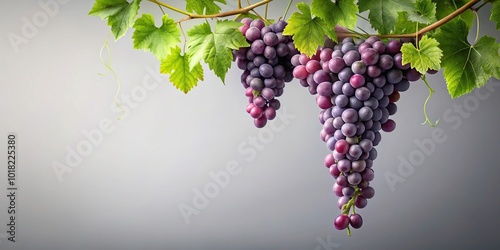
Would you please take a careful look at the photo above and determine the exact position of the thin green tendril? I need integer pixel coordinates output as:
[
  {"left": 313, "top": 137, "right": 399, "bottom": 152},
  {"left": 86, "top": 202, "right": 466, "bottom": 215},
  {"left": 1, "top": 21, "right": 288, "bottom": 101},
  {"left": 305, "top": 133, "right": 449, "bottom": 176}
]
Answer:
[
  {"left": 421, "top": 75, "right": 439, "bottom": 127},
  {"left": 99, "top": 32, "right": 125, "bottom": 120}
]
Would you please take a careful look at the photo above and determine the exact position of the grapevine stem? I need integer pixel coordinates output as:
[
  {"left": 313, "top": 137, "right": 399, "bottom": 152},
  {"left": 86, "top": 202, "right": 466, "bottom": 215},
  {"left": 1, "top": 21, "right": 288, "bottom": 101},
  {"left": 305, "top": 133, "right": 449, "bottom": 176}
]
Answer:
[
  {"left": 283, "top": 0, "right": 294, "bottom": 20},
  {"left": 148, "top": 0, "right": 273, "bottom": 22},
  {"left": 416, "top": 0, "right": 480, "bottom": 35},
  {"left": 265, "top": 2, "right": 269, "bottom": 19},
  {"left": 336, "top": 0, "right": 481, "bottom": 39},
  {"left": 245, "top": 0, "right": 271, "bottom": 25},
  {"left": 471, "top": 0, "right": 490, "bottom": 12},
  {"left": 148, "top": 0, "right": 191, "bottom": 16},
  {"left": 252, "top": 9, "right": 271, "bottom": 25}
]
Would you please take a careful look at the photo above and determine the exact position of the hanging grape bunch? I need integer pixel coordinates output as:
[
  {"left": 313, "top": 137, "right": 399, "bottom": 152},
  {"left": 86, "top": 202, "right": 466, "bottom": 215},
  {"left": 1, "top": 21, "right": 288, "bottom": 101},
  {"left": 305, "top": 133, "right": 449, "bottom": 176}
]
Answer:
[
  {"left": 233, "top": 18, "right": 299, "bottom": 128},
  {"left": 291, "top": 36, "right": 423, "bottom": 234},
  {"left": 89, "top": 0, "right": 500, "bottom": 237}
]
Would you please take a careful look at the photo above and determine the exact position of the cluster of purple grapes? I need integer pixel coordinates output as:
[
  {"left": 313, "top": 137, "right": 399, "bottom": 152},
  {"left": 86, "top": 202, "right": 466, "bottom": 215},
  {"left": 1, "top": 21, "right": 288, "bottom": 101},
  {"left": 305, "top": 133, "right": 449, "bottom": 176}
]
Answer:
[
  {"left": 291, "top": 36, "right": 421, "bottom": 233},
  {"left": 233, "top": 18, "right": 298, "bottom": 128}
]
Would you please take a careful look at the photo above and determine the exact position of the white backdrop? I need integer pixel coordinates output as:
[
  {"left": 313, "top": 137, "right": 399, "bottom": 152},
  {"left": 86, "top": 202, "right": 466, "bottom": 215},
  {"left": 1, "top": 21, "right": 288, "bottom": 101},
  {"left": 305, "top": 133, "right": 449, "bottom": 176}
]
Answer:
[{"left": 1, "top": 1, "right": 499, "bottom": 249}]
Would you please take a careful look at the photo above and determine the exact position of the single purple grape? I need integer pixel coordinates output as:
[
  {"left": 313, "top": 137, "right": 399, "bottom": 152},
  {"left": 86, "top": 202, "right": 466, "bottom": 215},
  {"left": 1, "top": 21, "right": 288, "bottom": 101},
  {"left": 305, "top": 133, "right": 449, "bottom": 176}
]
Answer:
[
  {"left": 361, "top": 186, "right": 375, "bottom": 199},
  {"left": 349, "top": 213, "right": 363, "bottom": 229},
  {"left": 334, "top": 214, "right": 350, "bottom": 230}
]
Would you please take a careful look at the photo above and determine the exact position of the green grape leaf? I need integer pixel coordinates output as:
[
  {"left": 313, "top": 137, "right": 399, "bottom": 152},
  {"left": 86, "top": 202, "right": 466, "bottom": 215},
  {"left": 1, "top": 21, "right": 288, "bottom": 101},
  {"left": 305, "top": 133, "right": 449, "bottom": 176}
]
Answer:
[
  {"left": 357, "top": 0, "right": 414, "bottom": 34},
  {"left": 407, "top": 0, "right": 436, "bottom": 24},
  {"left": 311, "top": 0, "right": 358, "bottom": 29},
  {"left": 476, "top": 37, "right": 500, "bottom": 79},
  {"left": 185, "top": 0, "right": 226, "bottom": 15},
  {"left": 132, "top": 14, "right": 180, "bottom": 60},
  {"left": 283, "top": 2, "right": 337, "bottom": 56},
  {"left": 394, "top": 0, "right": 438, "bottom": 35},
  {"left": 433, "top": 0, "right": 474, "bottom": 28},
  {"left": 491, "top": 0, "right": 500, "bottom": 30},
  {"left": 401, "top": 35, "right": 442, "bottom": 74},
  {"left": 394, "top": 12, "right": 416, "bottom": 34},
  {"left": 160, "top": 46, "right": 204, "bottom": 93},
  {"left": 88, "top": 0, "right": 128, "bottom": 17},
  {"left": 89, "top": 0, "right": 142, "bottom": 40},
  {"left": 187, "top": 20, "right": 249, "bottom": 82},
  {"left": 434, "top": 19, "right": 500, "bottom": 98}
]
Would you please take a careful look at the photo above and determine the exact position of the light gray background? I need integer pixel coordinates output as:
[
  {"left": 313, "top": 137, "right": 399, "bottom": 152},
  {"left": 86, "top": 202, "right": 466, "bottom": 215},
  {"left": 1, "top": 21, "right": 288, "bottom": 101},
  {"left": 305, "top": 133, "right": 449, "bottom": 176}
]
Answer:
[{"left": 1, "top": 1, "right": 499, "bottom": 250}]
